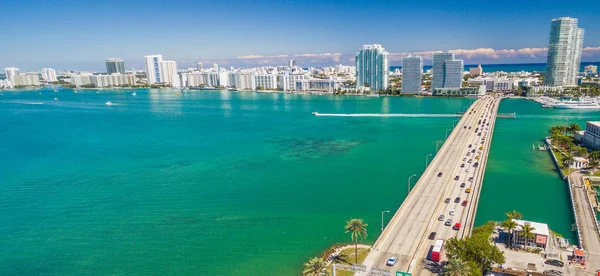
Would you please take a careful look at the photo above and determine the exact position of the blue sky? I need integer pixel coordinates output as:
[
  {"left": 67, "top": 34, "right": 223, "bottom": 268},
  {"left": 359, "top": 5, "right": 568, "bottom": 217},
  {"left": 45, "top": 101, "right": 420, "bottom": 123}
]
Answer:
[{"left": 0, "top": 0, "right": 598, "bottom": 71}]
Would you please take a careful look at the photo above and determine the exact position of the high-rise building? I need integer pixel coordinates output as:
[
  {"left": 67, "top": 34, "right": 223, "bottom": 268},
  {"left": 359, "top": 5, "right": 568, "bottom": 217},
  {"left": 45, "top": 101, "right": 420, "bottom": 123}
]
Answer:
[
  {"left": 401, "top": 56, "right": 423, "bottom": 94},
  {"left": 432, "top": 53, "right": 463, "bottom": 89},
  {"left": 144, "top": 55, "right": 163, "bottom": 84},
  {"left": 161, "top": 60, "right": 179, "bottom": 87},
  {"left": 213, "top": 63, "right": 219, "bottom": 72},
  {"left": 355, "top": 44, "right": 389, "bottom": 92},
  {"left": 197, "top": 62, "right": 203, "bottom": 71},
  {"left": 105, "top": 58, "right": 125, "bottom": 74},
  {"left": 289, "top": 59, "right": 297, "bottom": 68},
  {"left": 40, "top": 68, "right": 57, "bottom": 82},
  {"left": 545, "top": 17, "right": 584, "bottom": 86},
  {"left": 4, "top": 67, "right": 19, "bottom": 83}
]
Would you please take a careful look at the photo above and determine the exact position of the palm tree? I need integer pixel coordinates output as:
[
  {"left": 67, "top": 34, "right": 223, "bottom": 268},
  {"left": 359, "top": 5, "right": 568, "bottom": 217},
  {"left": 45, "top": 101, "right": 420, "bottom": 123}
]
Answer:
[
  {"left": 520, "top": 223, "right": 536, "bottom": 250},
  {"left": 302, "top": 257, "right": 326, "bottom": 276},
  {"left": 589, "top": 151, "right": 600, "bottom": 173},
  {"left": 344, "top": 218, "right": 368, "bottom": 263},
  {"left": 500, "top": 219, "right": 518, "bottom": 249},
  {"left": 505, "top": 210, "right": 522, "bottom": 220},
  {"left": 570, "top": 123, "right": 581, "bottom": 136},
  {"left": 443, "top": 258, "right": 470, "bottom": 276}
]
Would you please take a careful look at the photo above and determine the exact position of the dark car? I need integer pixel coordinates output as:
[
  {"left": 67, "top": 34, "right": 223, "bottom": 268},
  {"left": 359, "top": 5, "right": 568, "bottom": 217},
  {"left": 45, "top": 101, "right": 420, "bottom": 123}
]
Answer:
[
  {"left": 468, "top": 126, "right": 472, "bottom": 129},
  {"left": 437, "top": 172, "right": 443, "bottom": 177},
  {"left": 463, "top": 126, "right": 467, "bottom": 129},
  {"left": 468, "top": 144, "right": 472, "bottom": 148},
  {"left": 461, "top": 200, "right": 468, "bottom": 206},
  {"left": 471, "top": 149, "right": 475, "bottom": 153},
  {"left": 428, "top": 232, "right": 437, "bottom": 240},
  {"left": 460, "top": 183, "right": 466, "bottom": 188},
  {"left": 454, "top": 176, "right": 459, "bottom": 180},
  {"left": 445, "top": 198, "right": 451, "bottom": 203},
  {"left": 468, "top": 177, "right": 473, "bottom": 182},
  {"left": 473, "top": 162, "right": 479, "bottom": 168},
  {"left": 454, "top": 197, "right": 461, "bottom": 203},
  {"left": 460, "top": 163, "right": 465, "bottom": 168},
  {"left": 545, "top": 259, "right": 564, "bottom": 267}
]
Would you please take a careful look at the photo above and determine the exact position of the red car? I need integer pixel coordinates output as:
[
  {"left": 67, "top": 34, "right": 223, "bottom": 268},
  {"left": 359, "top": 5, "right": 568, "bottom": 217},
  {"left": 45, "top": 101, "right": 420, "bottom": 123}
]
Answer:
[
  {"left": 453, "top": 223, "right": 461, "bottom": 230},
  {"left": 461, "top": 200, "right": 468, "bottom": 206}
]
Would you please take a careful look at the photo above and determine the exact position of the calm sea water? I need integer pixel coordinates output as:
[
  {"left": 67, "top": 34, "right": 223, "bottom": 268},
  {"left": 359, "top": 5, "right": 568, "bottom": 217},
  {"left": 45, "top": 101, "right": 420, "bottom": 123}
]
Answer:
[{"left": 0, "top": 89, "right": 595, "bottom": 275}]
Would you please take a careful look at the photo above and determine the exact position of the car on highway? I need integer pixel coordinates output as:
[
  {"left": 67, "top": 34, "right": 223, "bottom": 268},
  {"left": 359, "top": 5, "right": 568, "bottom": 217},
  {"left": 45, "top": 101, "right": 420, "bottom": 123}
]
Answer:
[
  {"left": 467, "top": 152, "right": 471, "bottom": 156},
  {"left": 468, "top": 159, "right": 472, "bottom": 163},
  {"left": 460, "top": 163, "right": 465, "bottom": 168},
  {"left": 471, "top": 149, "right": 476, "bottom": 153},
  {"left": 454, "top": 197, "right": 461, "bottom": 203},
  {"left": 463, "top": 126, "right": 467, "bottom": 129},
  {"left": 445, "top": 198, "right": 451, "bottom": 203},
  {"left": 473, "top": 162, "right": 479, "bottom": 167},
  {"left": 466, "top": 188, "right": 471, "bottom": 193},
  {"left": 386, "top": 256, "right": 398, "bottom": 266},
  {"left": 543, "top": 269, "right": 564, "bottom": 276},
  {"left": 468, "top": 126, "right": 471, "bottom": 129},
  {"left": 460, "top": 183, "right": 466, "bottom": 188},
  {"left": 428, "top": 232, "right": 437, "bottom": 240},
  {"left": 462, "top": 200, "right": 468, "bottom": 206},
  {"left": 438, "top": 214, "right": 445, "bottom": 221},
  {"left": 453, "top": 223, "right": 461, "bottom": 230},
  {"left": 444, "top": 219, "right": 452, "bottom": 226},
  {"left": 468, "top": 177, "right": 473, "bottom": 182},
  {"left": 449, "top": 209, "right": 455, "bottom": 216},
  {"left": 437, "top": 172, "right": 443, "bottom": 177},
  {"left": 454, "top": 175, "right": 459, "bottom": 180},
  {"left": 468, "top": 144, "right": 472, "bottom": 148},
  {"left": 465, "top": 169, "right": 470, "bottom": 173},
  {"left": 545, "top": 259, "right": 564, "bottom": 267}
]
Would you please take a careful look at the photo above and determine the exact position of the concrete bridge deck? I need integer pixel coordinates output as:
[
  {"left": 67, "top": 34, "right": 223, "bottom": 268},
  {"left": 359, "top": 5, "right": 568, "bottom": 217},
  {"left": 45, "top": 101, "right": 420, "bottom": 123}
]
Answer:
[{"left": 361, "top": 95, "right": 503, "bottom": 275}]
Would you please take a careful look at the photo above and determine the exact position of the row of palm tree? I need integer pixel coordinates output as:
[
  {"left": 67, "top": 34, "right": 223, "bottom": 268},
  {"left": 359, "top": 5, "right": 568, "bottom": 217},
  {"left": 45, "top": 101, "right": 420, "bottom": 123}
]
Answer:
[
  {"left": 302, "top": 218, "right": 369, "bottom": 276},
  {"left": 500, "top": 210, "right": 537, "bottom": 250}
]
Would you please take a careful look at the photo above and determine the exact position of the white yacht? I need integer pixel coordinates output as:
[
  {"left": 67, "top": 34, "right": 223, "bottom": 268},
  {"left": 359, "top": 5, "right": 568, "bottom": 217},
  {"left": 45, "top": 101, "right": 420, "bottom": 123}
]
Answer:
[
  {"left": 105, "top": 101, "right": 113, "bottom": 106},
  {"left": 132, "top": 92, "right": 137, "bottom": 96},
  {"left": 554, "top": 99, "right": 600, "bottom": 109}
]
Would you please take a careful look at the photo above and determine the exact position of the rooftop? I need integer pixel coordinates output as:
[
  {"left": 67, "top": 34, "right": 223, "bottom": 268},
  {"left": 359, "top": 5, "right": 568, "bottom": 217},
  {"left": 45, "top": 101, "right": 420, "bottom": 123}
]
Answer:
[{"left": 513, "top": 219, "right": 550, "bottom": 236}]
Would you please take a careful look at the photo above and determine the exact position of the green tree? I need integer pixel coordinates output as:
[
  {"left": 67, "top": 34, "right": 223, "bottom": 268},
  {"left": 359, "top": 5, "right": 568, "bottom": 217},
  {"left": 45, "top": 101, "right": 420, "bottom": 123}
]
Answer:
[
  {"left": 589, "top": 151, "right": 600, "bottom": 173},
  {"left": 505, "top": 210, "right": 522, "bottom": 220},
  {"left": 443, "top": 258, "right": 471, "bottom": 276},
  {"left": 344, "top": 218, "right": 368, "bottom": 263},
  {"left": 500, "top": 219, "right": 518, "bottom": 249},
  {"left": 302, "top": 257, "right": 326, "bottom": 276},
  {"left": 445, "top": 222, "right": 505, "bottom": 274},
  {"left": 569, "top": 123, "right": 581, "bottom": 135},
  {"left": 520, "top": 223, "right": 536, "bottom": 250}
]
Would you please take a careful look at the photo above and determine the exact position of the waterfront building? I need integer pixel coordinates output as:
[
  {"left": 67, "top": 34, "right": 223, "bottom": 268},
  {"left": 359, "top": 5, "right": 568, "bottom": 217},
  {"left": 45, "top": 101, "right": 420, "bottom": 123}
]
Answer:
[
  {"left": 280, "top": 72, "right": 307, "bottom": 91},
  {"left": 253, "top": 73, "right": 277, "bottom": 90},
  {"left": 213, "top": 63, "right": 219, "bottom": 72},
  {"left": 585, "top": 65, "right": 598, "bottom": 74},
  {"left": 545, "top": 17, "right": 584, "bottom": 86},
  {"left": 295, "top": 77, "right": 342, "bottom": 93},
  {"left": 144, "top": 55, "right": 164, "bottom": 84},
  {"left": 432, "top": 53, "right": 463, "bottom": 90},
  {"left": 105, "top": 58, "right": 125, "bottom": 75},
  {"left": 401, "top": 56, "right": 423, "bottom": 94},
  {"left": 90, "top": 74, "right": 136, "bottom": 88},
  {"left": 12, "top": 73, "right": 41, "bottom": 86},
  {"left": 581, "top": 121, "right": 600, "bottom": 150},
  {"left": 197, "top": 62, "right": 203, "bottom": 71},
  {"left": 469, "top": 64, "right": 483, "bottom": 76},
  {"left": 4, "top": 67, "right": 19, "bottom": 83},
  {"left": 161, "top": 60, "right": 179, "bottom": 87},
  {"left": 218, "top": 71, "right": 229, "bottom": 87},
  {"left": 510, "top": 219, "right": 549, "bottom": 250},
  {"left": 40, "top": 68, "right": 58, "bottom": 82},
  {"left": 228, "top": 71, "right": 254, "bottom": 90},
  {"left": 433, "top": 85, "right": 485, "bottom": 97},
  {"left": 70, "top": 73, "right": 93, "bottom": 87},
  {"left": 0, "top": 79, "right": 13, "bottom": 89},
  {"left": 355, "top": 44, "right": 389, "bottom": 93},
  {"left": 467, "top": 77, "right": 513, "bottom": 92},
  {"left": 289, "top": 59, "right": 297, "bottom": 68}
]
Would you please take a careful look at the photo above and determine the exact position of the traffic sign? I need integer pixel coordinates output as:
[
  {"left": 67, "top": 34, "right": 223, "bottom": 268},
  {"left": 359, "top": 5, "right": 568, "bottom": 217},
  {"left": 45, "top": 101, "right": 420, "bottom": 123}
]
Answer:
[{"left": 396, "top": 272, "right": 412, "bottom": 276}]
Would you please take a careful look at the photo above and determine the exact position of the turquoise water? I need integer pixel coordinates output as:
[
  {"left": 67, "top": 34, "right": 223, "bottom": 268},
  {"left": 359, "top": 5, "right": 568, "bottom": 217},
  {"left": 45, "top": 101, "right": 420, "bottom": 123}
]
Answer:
[{"left": 0, "top": 89, "right": 594, "bottom": 275}]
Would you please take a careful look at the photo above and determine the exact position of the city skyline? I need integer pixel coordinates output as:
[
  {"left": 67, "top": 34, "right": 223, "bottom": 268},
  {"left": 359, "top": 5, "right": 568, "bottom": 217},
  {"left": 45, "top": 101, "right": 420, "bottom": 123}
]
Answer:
[{"left": 1, "top": 0, "right": 600, "bottom": 70}]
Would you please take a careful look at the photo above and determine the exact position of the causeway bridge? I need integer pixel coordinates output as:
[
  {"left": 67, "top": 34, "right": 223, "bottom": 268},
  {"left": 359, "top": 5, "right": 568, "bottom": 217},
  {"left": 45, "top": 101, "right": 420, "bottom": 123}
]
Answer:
[{"left": 360, "top": 95, "right": 503, "bottom": 275}]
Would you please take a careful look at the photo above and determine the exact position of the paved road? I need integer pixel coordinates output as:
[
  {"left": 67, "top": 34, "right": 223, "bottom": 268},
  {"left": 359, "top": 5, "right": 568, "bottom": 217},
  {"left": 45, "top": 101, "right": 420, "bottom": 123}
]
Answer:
[
  {"left": 362, "top": 95, "right": 502, "bottom": 275},
  {"left": 568, "top": 171, "right": 600, "bottom": 273}
]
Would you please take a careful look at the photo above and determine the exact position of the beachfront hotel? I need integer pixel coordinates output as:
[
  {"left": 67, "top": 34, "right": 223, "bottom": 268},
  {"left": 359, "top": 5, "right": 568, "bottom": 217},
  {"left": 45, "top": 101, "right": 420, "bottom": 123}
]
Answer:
[
  {"left": 545, "top": 17, "right": 584, "bottom": 87},
  {"left": 355, "top": 44, "right": 389, "bottom": 93},
  {"left": 144, "top": 55, "right": 164, "bottom": 84},
  {"left": 401, "top": 56, "right": 423, "bottom": 94},
  {"left": 161, "top": 60, "right": 180, "bottom": 87},
  {"left": 40, "top": 68, "right": 57, "bottom": 82},
  {"left": 105, "top": 58, "right": 125, "bottom": 75},
  {"left": 432, "top": 53, "right": 463, "bottom": 90}
]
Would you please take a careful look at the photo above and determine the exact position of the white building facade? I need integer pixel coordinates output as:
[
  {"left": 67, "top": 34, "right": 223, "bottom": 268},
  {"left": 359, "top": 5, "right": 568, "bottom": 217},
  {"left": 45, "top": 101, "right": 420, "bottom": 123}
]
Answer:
[
  {"left": 355, "top": 44, "right": 389, "bottom": 93},
  {"left": 40, "top": 68, "right": 57, "bottom": 82},
  {"left": 545, "top": 17, "right": 584, "bottom": 86},
  {"left": 161, "top": 60, "right": 179, "bottom": 87},
  {"left": 432, "top": 53, "right": 464, "bottom": 90},
  {"left": 144, "top": 55, "right": 164, "bottom": 84},
  {"left": 4, "top": 67, "right": 19, "bottom": 83},
  {"left": 582, "top": 121, "right": 600, "bottom": 150}
]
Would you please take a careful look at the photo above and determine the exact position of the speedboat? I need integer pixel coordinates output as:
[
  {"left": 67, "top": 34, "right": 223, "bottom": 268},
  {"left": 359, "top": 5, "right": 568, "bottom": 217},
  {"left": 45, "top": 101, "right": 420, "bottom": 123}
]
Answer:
[
  {"left": 105, "top": 101, "right": 113, "bottom": 106},
  {"left": 132, "top": 92, "right": 137, "bottom": 96}
]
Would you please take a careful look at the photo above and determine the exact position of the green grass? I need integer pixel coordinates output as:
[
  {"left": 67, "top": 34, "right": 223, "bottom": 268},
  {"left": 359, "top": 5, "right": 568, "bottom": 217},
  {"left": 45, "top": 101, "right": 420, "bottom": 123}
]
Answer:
[
  {"left": 325, "top": 247, "right": 370, "bottom": 276},
  {"left": 551, "top": 148, "right": 573, "bottom": 176}
]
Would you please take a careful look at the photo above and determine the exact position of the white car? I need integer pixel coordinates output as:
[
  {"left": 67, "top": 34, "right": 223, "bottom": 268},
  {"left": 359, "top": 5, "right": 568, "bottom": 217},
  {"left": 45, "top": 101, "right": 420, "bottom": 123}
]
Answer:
[
  {"left": 449, "top": 209, "right": 455, "bottom": 216},
  {"left": 386, "top": 256, "right": 398, "bottom": 266}
]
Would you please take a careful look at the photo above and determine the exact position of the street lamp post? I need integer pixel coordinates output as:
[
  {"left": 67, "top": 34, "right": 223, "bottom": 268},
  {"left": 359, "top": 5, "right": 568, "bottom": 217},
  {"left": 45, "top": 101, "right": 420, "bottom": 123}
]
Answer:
[
  {"left": 436, "top": 140, "right": 443, "bottom": 152},
  {"left": 425, "top": 153, "right": 433, "bottom": 168},
  {"left": 408, "top": 174, "right": 417, "bottom": 193},
  {"left": 381, "top": 210, "right": 390, "bottom": 231}
]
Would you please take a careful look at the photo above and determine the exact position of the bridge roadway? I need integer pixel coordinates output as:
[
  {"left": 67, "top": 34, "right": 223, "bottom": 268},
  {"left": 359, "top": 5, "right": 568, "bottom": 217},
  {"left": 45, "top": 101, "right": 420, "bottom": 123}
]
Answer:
[{"left": 362, "top": 95, "right": 501, "bottom": 275}]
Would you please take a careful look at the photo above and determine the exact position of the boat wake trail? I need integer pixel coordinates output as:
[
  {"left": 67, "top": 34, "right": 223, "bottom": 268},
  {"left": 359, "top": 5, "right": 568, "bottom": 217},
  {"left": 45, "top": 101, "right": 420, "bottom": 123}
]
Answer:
[
  {"left": 312, "top": 112, "right": 461, "bottom": 118},
  {"left": 518, "top": 114, "right": 600, "bottom": 119},
  {"left": 0, "top": 100, "right": 44, "bottom": 105}
]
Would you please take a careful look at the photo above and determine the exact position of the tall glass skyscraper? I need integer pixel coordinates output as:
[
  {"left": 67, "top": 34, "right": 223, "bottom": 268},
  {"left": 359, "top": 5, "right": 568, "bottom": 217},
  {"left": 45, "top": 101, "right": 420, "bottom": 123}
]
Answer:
[
  {"left": 545, "top": 17, "right": 584, "bottom": 86},
  {"left": 355, "top": 44, "right": 389, "bottom": 93},
  {"left": 401, "top": 56, "right": 422, "bottom": 94},
  {"left": 432, "top": 53, "right": 463, "bottom": 89},
  {"left": 105, "top": 58, "right": 125, "bottom": 75}
]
